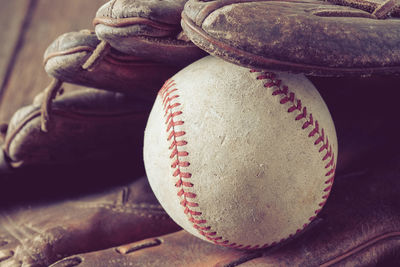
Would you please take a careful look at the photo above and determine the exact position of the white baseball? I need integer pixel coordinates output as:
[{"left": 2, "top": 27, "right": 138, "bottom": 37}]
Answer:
[{"left": 144, "top": 56, "right": 337, "bottom": 249}]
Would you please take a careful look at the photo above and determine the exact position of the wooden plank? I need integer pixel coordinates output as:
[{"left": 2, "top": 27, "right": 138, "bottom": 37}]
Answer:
[
  {"left": 0, "top": 0, "right": 106, "bottom": 123},
  {"left": 0, "top": 0, "right": 31, "bottom": 94}
]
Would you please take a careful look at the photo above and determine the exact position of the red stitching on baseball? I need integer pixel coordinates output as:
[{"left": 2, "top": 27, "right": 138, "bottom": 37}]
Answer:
[
  {"left": 189, "top": 218, "right": 206, "bottom": 224},
  {"left": 251, "top": 69, "right": 336, "bottom": 228},
  {"left": 160, "top": 68, "right": 336, "bottom": 250}
]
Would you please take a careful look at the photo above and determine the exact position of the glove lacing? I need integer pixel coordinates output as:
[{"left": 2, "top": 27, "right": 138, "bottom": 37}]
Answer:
[{"left": 40, "top": 40, "right": 110, "bottom": 132}]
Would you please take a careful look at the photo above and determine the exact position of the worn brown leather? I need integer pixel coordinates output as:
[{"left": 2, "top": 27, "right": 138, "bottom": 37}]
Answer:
[
  {"left": 327, "top": 0, "right": 400, "bottom": 17},
  {"left": 49, "top": 230, "right": 251, "bottom": 267},
  {"left": 0, "top": 87, "right": 150, "bottom": 169},
  {"left": 93, "top": 0, "right": 206, "bottom": 65},
  {"left": 44, "top": 30, "right": 180, "bottom": 100},
  {"left": 50, "top": 156, "right": 400, "bottom": 267},
  {"left": 95, "top": 0, "right": 188, "bottom": 26},
  {"left": 181, "top": 0, "right": 400, "bottom": 76},
  {"left": 0, "top": 176, "right": 180, "bottom": 267}
]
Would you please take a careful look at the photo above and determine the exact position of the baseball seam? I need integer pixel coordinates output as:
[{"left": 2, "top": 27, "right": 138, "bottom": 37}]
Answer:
[{"left": 159, "top": 71, "right": 336, "bottom": 250}]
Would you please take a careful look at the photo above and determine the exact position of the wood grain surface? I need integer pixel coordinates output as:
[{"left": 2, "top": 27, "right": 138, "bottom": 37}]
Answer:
[
  {"left": 0, "top": 0, "right": 106, "bottom": 122},
  {"left": 0, "top": 0, "right": 31, "bottom": 96}
]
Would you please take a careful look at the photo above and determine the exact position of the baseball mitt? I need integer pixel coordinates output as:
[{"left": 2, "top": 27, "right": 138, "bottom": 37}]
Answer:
[
  {"left": 0, "top": 176, "right": 180, "bottom": 267},
  {"left": 0, "top": 87, "right": 149, "bottom": 173},
  {"left": 181, "top": 0, "right": 400, "bottom": 76}
]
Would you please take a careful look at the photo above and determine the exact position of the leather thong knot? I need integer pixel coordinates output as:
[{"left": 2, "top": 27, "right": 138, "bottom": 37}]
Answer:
[
  {"left": 328, "top": 0, "right": 400, "bottom": 19},
  {"left": 82, "top": 40, "right": 111, "bottom": 71},
  {"left": 40, "top": 78, "right": 63, "bottom": 132},
  {"left": 372, "top": 0, "right": 400, "bottom": 18}
]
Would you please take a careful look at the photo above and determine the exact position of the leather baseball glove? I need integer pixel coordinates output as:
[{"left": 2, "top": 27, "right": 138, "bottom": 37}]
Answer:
[
  {"left": 181, "top": 0, "right": 400, "bottom": 76},
  {"left": 1, "top": 0, "right": 399, "bottom": 266},
  {"left": 43, "top": 30, "right": 180, "bottom": 99},
  {"left": 93, "top": 0, "right": 206, "bottom": 66},
  {"left": 41, "top": 29, "right": 185, "bottom": 132},
  {"left": 0, "top": 176, "right": 180, "bottom": 267},
  {"left": 0, "top": 87, "right": 149, "bottom": 182}
]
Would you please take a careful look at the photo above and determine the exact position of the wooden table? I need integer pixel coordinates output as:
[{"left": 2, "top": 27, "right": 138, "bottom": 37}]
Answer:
[{"left": 0, "top": 0, "right": 106, "bottom": 122}]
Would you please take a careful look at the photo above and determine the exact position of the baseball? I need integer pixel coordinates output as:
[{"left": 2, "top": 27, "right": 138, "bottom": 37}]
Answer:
[{"left": 143, "top": 56, "right": 337, "bottom": 249}]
